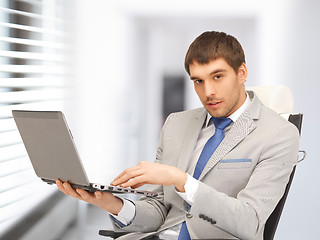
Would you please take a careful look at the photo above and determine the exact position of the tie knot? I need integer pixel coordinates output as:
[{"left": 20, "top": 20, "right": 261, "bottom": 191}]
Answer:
[{"left": 211, "top": 117, "right": 232, "bottom": 130}]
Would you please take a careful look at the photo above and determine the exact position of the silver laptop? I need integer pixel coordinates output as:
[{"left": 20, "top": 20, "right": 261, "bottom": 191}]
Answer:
[{"left": 12, "top": 110, "right": 158, "bottom": 197}]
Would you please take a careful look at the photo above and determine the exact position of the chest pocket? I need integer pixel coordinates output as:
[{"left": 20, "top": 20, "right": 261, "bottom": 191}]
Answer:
[{"left": 217, "top": 159, "right": 252, "bottom": 169}]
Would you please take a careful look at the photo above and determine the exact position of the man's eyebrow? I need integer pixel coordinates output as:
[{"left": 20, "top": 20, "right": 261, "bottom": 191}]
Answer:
[
  {"left": 209, "top": 69, "right": 226, "bottom": 75},
  {"left": 190, "top": 69, "right": 226, "bottom": 80},
  {"left": 190, "top": 76, "right": 199, "bottom": 80}
]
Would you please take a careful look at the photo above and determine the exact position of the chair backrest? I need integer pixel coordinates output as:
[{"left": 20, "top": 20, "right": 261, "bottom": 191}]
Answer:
[
  {"left": 246, "top": 85, "right": 303, "bottom": 240},
  {"left": 246, "top": 85, "right": 294, "bottom": 116}
]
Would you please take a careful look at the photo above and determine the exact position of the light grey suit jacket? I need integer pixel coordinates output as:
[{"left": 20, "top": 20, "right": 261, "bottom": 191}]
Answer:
[{"left": 112, "top": 91, "right": 300, "bottom": 240}]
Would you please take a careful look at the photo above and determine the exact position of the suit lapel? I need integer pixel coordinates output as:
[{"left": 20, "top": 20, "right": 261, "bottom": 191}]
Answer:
[
  {"left": 199, "top": 91, "right": 261, "bottom": 180},
  {"left": 177, "top": 109, "right": 207, "bottom": 172}
]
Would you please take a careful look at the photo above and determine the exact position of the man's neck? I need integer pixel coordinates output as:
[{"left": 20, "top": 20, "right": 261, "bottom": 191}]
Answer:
[{"left": 205, "top": 91, "right": 250, "bottom": 126}]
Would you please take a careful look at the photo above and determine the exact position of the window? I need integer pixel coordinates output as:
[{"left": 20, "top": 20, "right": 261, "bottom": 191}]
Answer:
[{"left": 0, "top": 0, "right": 70, "bottom": 235}]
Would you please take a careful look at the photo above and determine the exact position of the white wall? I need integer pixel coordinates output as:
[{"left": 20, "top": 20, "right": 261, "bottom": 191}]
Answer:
[
  {"left": 269, "top": 0, "right": 320, "bottom": 238},
  {"left": 69, "top": 1, "right": 130, "bottom": 184},
  {"left": 70, "top": 0, "right": 320, "bottom": 238}
]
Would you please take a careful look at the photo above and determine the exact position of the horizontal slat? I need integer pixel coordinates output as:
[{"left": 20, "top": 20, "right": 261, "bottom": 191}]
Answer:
[
  {"left": 0, "top": 118, "right": 16, "bottom": 132},
  {"left": 0, "top": 156, "right": 32, "bottom": 178},
  {"left": 0, "top": 64, "right": 66, "bottom": 74},
  {"left": 0, "top": 182, "right": 56, "bottom": 222},
  {"left": 0, "top": 216, "right": 21, "bottom": 236},
  {"left": 0, "top": 89, "right": 65, "bottom": 103},
  {"left": 8, "top": 0, "right": 66, "bottom": 10},
  {"left": 19, "top": 0, "right": 66, "bottom": 5},
  {"left": 0, "top": 100, "right": 65, "bottom": 118},
  {"left": 0, "top": 36, "right": 66, "bottom": 50},
  {"left": 0, "top": 77, "right": 66, "bottom": 88},
  {"left": 15, "top": 0, "right": 44, "bottom": 6},
  {"left": 0, "top": 144, "right": 27, "bottom": 163},
  {"left": 0, "top": 7, "right": 65, "bottom": 24},
  {"left": 0, "top": 22, "right": 65, "bottom": 36},
  {"left": 0, "top": 169, "right": 36, "bottom": 193},
  {"left": 0, "top": 0, "right": 70, "bottom": 235},
  {"left": 0, "top": 130, "right": 21, "bottom": 147},
  {"left": 0, "top": 50, "right": 67, "bottom": 62},
  {"left": 0, "top": 181, "right": 39, "bottom": 209}
]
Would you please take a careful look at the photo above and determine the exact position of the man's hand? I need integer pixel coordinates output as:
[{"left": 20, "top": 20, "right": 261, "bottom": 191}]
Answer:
[
  {"left": 110, "top": 161, "right": 188, "bottom": 192},
  {"left": 56, "top": 180, "right": 123, "bottom": 215}
]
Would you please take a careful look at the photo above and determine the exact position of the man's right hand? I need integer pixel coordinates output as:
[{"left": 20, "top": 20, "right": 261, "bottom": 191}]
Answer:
[{"left": 56, "top": 179, "right": 124, "bottom": 215}]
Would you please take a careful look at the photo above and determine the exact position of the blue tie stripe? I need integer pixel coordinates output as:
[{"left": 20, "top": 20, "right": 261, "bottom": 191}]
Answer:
[{"left": 178, "top": 117, "right": 232, "bottom": 240}]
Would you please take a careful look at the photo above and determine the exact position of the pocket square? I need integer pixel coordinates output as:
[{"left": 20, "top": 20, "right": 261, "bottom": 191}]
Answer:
[
  {"left": 220, "top": 159, "right": 252, "bottom": 163},
  {"left": 218, "top": 159, "right": 252, "bottom": 169}
]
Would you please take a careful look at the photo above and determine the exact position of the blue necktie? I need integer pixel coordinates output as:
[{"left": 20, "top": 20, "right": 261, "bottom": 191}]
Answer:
[{"left": 178, "top": 117, "right": 232, "bottom": 240}]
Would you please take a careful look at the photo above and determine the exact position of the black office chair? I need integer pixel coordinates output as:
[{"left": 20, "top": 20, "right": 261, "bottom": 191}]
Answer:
[
  {"left": 99, "top": 85, "right": 305, "bottom": 240},
  {"left": 263, "top": 113, "right": 304, "bottom": 240},
  {"left": 247, "top": 86, "right": 305, "bottom": 240},
  {"left": 98, "top": 230, "right": 158, "bottom": 239}
]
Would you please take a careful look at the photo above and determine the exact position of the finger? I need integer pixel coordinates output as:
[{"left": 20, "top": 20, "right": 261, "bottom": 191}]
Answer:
[
  {"left": 112, "top": 169, "right": 144, "bottom": 186},
  {"left": 120, "top": 175, "right": 146, "bottom": 188},
  {"left": 63, "top": 182, "right": 83, "bottom": 199},
  {"left": 56, "top": 179, "right": 63, "bottom": 190},
  {"left": 115, "top": 170, "right": 143, "bottom": 186},
  {"left": 56, "top": 179, "right": 69, "bottom": 195},
  {"left": 111, "top": 166, "right": 140, "bottom": 185},
  {"left": 112, "top": 163, "right": 146, "bottom": 182},
  {"left": 127, "top": 182, "right": 145, "bottom": 189},
  {"left": 76, "top": 188, "right": 95, "bottom": 202},
  {"left": 94, "top": 191, "right": 103, "bottom": 200}
]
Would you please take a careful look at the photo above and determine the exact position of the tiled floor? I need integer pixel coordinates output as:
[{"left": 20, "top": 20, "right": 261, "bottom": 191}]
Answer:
[{"left": 56, "top": 203, "right": 113, "bottom": 240}]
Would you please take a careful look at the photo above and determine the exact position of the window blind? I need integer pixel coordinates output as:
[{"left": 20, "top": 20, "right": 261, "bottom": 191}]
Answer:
[{"left": 0, "top": 0, "right": 70, "bottom": 235}]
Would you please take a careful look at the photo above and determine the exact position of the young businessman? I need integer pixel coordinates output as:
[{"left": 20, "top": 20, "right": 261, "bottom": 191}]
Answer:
[{"left": 57, "top": 31, "right": 299, "bottom": 239}]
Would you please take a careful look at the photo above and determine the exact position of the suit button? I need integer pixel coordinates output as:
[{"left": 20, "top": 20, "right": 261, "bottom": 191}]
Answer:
[
  {"left": 186, "top": 213, "right": 193, "bottom": 218},
  {"left": 209, "top": 218, "right": 216, "bottom": 224}
]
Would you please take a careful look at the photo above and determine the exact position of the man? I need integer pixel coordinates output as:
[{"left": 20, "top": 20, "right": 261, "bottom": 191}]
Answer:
[{"left": 57, "top": 31, "right": 299, "bottom": 239}]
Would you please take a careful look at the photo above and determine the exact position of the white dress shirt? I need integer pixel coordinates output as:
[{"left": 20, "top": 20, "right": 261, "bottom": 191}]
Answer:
[{"left": 111, "top": 93, "right": 251, "bottom": 238}]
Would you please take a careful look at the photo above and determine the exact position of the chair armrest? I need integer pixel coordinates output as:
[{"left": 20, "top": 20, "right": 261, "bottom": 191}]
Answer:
[
  {"left": 99, "top": 229, "right": 237, "bottom": 240},
  {"left": 99, "top": 230, "right": 130, "bottom": 238}
]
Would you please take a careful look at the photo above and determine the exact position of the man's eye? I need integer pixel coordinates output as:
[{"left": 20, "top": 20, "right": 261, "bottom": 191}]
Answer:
[
  {"left": 214, "top": 75, "right": 222, "bottom": 80},
  {"left": 194, "top": 80, "right": 203, "bottom": 84}
]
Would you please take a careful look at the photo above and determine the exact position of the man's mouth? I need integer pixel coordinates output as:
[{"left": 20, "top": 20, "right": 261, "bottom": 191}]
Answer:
[{"left": 207, "top": 101, "right": 222, "bottom": 109}]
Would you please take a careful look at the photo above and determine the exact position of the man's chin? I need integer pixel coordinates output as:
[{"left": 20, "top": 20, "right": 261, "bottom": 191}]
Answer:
[{"left": 206, "top": 109, "right": 226, "bottom": 118}]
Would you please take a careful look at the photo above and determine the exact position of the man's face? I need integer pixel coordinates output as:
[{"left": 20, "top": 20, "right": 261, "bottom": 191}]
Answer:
[{"left": 189, "top": 58, "right": 247, "bottom": 118}]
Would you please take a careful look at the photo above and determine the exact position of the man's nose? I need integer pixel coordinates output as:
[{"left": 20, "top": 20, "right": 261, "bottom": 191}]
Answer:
[{"left": 204, "top": 81, "right": 216, "bottom": 97}]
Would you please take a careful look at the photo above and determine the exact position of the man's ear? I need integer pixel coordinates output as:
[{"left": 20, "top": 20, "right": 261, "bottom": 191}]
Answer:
[{"left": 237, "top": 63, "right": 247, "bottom": 84}]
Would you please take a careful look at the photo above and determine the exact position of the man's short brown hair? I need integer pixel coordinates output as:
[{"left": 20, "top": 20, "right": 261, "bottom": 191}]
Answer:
[{"left": 184, "top": 31, "right": 246, "bottom": 74}]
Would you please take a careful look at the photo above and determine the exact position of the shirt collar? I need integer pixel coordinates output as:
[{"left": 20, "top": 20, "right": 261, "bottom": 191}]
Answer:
[{"left": 205, "top": 92, "right": 250, "bottom": 127}]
